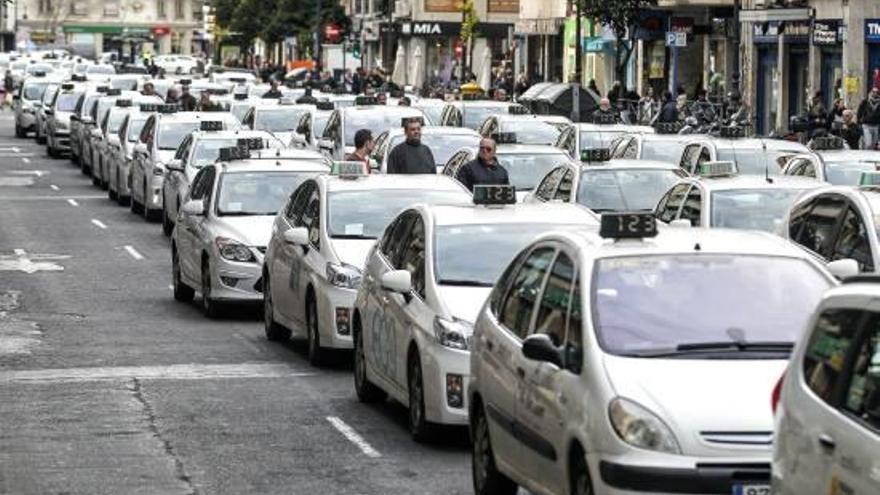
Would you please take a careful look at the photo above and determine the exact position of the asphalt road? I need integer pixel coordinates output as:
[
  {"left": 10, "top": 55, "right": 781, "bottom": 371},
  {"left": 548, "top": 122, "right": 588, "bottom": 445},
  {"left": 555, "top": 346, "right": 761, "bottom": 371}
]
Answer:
[{"left": 0, "top": 115, "right": 478, "bottom": 495}]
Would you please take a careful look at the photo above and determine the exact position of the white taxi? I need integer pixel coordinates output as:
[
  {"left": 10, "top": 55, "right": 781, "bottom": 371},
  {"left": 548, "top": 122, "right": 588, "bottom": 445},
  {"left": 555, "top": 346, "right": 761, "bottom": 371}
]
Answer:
[
  {"left": 353, "top": 186, "right": 599, "bottom": 440},
  {"left": 555, "top": 123, "right": 655, "bottom": 161},
  {"left": 372, "top": 126, "right": 481, "bottom": 173},
  {"left": 468, "top": 213, "right": 839, "bottom": 495},
  {"left": 655, "top": 161, "right": 827, "bottom": 232},
  {"left": 171, "top": 148, "right": 329, "bottom": 317},
  {"left": 477, "top": 114, "right": 565, "bottom": 145},
  {"left": 318, "top": 98, "right": 427, "bottom": 160},
  {"left": 678, "top": 130, "right": 812, "bottom": 176},
  {"left": 781, "top": 136, "right": 880, "bottom": 185},
  {"left": 262, "top": 167, "right": 471, "bottom": 365}
]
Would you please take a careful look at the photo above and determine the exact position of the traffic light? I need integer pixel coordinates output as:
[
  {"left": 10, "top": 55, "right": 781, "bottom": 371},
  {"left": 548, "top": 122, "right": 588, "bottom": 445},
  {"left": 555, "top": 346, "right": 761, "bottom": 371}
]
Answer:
[{"left": 351, "top": 41, "right": 361, "bottom": 59}]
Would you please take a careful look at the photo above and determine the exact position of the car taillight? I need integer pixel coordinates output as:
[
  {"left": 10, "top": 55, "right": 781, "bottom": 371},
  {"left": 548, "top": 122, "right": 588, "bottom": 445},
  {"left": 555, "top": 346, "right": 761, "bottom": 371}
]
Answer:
[{"left": 771, "top": 372, "right": 785, "bottom": 415}]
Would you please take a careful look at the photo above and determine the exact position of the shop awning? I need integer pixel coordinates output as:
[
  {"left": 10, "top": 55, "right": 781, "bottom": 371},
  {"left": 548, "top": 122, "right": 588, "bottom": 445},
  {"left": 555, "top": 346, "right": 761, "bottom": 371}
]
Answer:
[{"left": 739, "top": 8, "right": 811, "bottom": 23}]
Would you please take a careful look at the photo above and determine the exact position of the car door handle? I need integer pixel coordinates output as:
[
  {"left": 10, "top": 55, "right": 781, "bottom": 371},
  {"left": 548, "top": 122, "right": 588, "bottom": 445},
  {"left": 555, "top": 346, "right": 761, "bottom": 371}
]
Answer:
[
  {"left": 516, "top": 367, "right": 525, "bottom": 379},
  {"left": 818, "top": 433, "right": 836, "bottom": 451},
  {"left": 485, "top": 339, "right": 494, "bottom": 351}
]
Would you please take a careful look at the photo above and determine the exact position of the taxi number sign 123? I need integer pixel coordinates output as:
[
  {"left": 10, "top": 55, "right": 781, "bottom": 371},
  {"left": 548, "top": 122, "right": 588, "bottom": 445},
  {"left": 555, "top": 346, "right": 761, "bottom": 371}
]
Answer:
[{"left": 732, "top": 485, "right": 770, "bottom": 495}]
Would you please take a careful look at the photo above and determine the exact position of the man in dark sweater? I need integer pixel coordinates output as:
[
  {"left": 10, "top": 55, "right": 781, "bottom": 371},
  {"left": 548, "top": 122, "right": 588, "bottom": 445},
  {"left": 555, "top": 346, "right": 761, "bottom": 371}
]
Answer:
[
  {"left": 858, "top": 88, "right": 880, "bottom": 149},
  {"left": 455, "top": 138, "right": 509, "bottom": 191},
  {"left": 834, "top": 109, "right": 862, "bottom": 150},
  {"left": 387, "top": 119, "right": 435, "bottom": 174}
]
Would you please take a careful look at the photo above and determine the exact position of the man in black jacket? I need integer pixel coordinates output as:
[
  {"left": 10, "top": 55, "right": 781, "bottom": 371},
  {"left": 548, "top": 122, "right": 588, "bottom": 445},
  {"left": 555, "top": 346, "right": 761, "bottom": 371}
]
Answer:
[
  {"left": 858, "top": 87, "right": 880, "bottom": 149},
  {"left": 834, "top": 109, "right": 863, "bottom": 150},
  {"left": 657, "top": 91, "right": 679, "bottom": 123},
  {"left": 178, "top": 86, "right": 197, "bottom": 111},
  {"left": 455, "top": 138, "right": 509, "bottom": 191},
  {"left": 387, "top": 119, "right": 435, "bottom": 174}
]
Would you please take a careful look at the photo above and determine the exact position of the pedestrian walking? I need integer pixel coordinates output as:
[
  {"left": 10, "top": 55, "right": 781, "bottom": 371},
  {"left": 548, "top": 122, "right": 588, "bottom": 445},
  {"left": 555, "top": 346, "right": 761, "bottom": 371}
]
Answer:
[
  {"left": 387, "top": 118, "right": 435, "bottom": 174},
  {"left": 857, "top": 87, "right": 880, "bottom": 149},
  {"left": 345, "top": 129, "right": 375, "bottom": 172},
  {"left": 455, "top": 138, "right": 509, "bottom": 192},
  {"left": 657, "top": 91, "right": 679, "bottom": 123}
]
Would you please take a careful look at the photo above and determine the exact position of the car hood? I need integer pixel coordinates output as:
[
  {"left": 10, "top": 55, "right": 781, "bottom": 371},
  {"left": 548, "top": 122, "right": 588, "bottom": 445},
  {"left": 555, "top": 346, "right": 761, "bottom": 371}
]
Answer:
[
  {"left": 157, "top": 150, "right": 176, "bottom": 164},
  {"left": 54, "top": 111, "right": 72, "bottom": 125},
  {"left": 436, "top": 285, "right": 493, "bottom": 324},
  {"left": 329, "top": 238, "right": 375, "bottom": 268},
  {"left": 214, "top": 215, "right": 275, "bottom": 248},
  {"left": 602, "top": 355, "right": 786, "bottom": 455}
]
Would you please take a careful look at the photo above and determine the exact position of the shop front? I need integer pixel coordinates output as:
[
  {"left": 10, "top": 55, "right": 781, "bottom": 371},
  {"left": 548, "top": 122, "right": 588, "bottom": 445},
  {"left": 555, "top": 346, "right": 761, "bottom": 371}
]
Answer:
[
  {"left": 813, "top": 20, "right": 844, "bottom": 106},
  {"left": 752, "top": 20, "right": 810, "bottom": 135},
  {"left": 868, "top": 19, "right": 880, "bottom": 93}
]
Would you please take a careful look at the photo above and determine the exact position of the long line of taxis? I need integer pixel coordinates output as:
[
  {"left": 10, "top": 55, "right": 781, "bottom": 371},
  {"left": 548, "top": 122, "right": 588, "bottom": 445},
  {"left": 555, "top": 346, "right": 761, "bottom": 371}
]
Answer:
[{"left": 20, "top": 60, "right": 880, "bottom": 494}]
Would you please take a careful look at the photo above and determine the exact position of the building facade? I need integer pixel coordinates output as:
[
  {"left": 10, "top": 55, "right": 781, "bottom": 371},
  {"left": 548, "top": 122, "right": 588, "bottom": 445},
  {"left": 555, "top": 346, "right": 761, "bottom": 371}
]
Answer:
[{"left": 15, "top": 0, "right": 204, "bottom": 58}]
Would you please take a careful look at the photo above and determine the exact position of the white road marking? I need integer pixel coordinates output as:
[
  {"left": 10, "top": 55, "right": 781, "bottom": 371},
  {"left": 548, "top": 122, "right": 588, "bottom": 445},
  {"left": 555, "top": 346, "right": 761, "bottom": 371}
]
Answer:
[
  {"left": 233, "top": 332, "right": 266, "bottom": 356},
  {"left": 124, "top": 245, "right": 144, "bottom": 260},
  {"left": 0, "top": 194, "right": 104, "bottom": 201},
  {"left": 0, "top": 153, "right": 34, "bottom": 157},
  {"left": 90, "top": 219, "right": 107, "bottom": 229},
  {"left": 49, "top": 185, "right": 59, "bottom": 191},
  {"left": 0, "top": 146, "right": 21, "bottom": 152},
  {"left": 0, "top": 363, "right": 315, "bottom": 384},
  {"left": 326, "top": 416, "right": 382, "bottom": 458},
  {"left": 13, "top": 249, "right": 25, "bottom": 256},
  {"left": 0, "top": 250, "right": 69, "bottom": 273},
  {"left": 67, "top": 199, "right": 79, "bottom": 207},
  {"left": 0, "top": 177, "right": 34, "bottom": 186},
  {"left": 21, "top": 157, "right": 30, "bottom": 164}
]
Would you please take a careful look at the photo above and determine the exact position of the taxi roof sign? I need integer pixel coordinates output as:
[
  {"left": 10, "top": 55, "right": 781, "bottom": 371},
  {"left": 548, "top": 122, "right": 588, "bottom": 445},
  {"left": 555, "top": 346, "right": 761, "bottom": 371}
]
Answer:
[
  {"left": 492, "top": 132, "right": 517, "bottom": 144},
  {"left": 809, "top": 135, "right": 846, "bottom": 151},
  {"left": 592, "top": 113, "right": 617, "bottom": 125},
  {"left": 355, "top": 96, "right": 379, "bottom": 106},
  {"left": 96, "top": 86, "right": 109, "bottom": 93},
  {"left": 330, "top": 161, "right": 367, "bottom": 177},
  {"left": 139, "top": 103, "right": 158, "bottom": 112},
  {"left": 654, "top": 122, "right": 682, "bottom": 134},
  {"left": 473, "top": 185, "right": 516, "bottom": 206},
  {"left": 508, "top": 105, "right": 529, "bottom": 115},
  {"left": 581, "top": 148, "right": 611, "bottom": 163},
  {"left": 233, "top": 92, "right": 248, "bottom": 100},
  {"left": 237, "top": 137, "right": 264, "bottom": 150},
  {"left": 316, "top": 101, "right": 334, "bottom": 111},
  {"left": 105, "top": 88, "right": 122, "bottom": 96},
  {"left": 719, "top": 126, "right": 747, "bottom": 139},
  {"left": 200, "top": 120, "right": 223, "bottom": 131},
  {"left": 61, "top": 83, "right": 75, "bottom": 90},
  {"left": 115, "top": 99, "right": 132, "bottom": 107},
  {"left": 218, "top": 146, "right": 250, "bottom": 161},
  {"left": 157, "top": 103, "right": 179, "bottom": 114},
  {"left": 859, "top": 172, "right": 880, "bottom": 186},
  {"left": 696, "top": 160, "right": 737, "bottom": 178},
  {"left": 599, "top": 212, "right": 658, "bottom": 239}
]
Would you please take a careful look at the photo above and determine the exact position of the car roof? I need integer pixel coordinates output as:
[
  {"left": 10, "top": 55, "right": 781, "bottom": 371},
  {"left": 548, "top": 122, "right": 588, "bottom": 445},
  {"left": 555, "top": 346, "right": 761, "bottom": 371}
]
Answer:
[
  {"left": 575, "top": 123, "right": 655, "bottom": 133},
  {"left": 341, "top": 105, "right": 425, "bottom": 116},
  {"left": 318, "top": 173, "right": 468, "bottom": 193},
  {"left": 247, "top": 148, "right": 325, "bottom": 160},
  {"left": 819, "top": 150, "right": 880, "bottom": 162},
  {"left": 580, "top": 159, "right": 681, "bottom": 171},
  {"left": 156, "top": 111, "right": 239, "bottom": 123},
  {"left": 217, "top": 160, "right": 329, "bottom": 174},
  {"left": 820, "top": 280, "right": 880, "bottom": 301},
  {"left": 496, "top": 144, "right": 571, "bottom": 154},
  {"left": 189, "top": 129, "right": 275, "bottom": 141},
  {"left": 428, "top": 202, "right": 599, "bottom": 227},
  {"left": 638, "top": 133, "right": 697, "bottom": 143},
  {"left": 384, "top": 126, "right": 480, "bottom": 138},
  {"left": 688, "top": 175, "right": 826, "bottom": 191},
  {"left": 707, "top": 138, "right": 810, "bottom": 152}
]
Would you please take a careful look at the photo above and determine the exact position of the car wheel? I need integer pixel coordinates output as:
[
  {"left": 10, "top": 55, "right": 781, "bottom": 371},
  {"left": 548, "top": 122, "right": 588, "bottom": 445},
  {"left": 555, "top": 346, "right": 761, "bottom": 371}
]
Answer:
[
  {"left": 408, "top": 352, "right": 432, "bottom": 442},
  {"left": 15, "top": 123, "right": 25, "bottom": 138},
  {"left": 130, "top": 184, "right": 144, "bottom": 214},
  {"left": 201, "top": 257, "right": 219, "bottom": 318},
  {"left": 162, "top": 200, "right": 174, "bottom": 236},
  {"left": 263, "top": 274, "right": 291, "bottom": 341},
  {"left": 570, "top": 448, "right": 594, "bottom": 495},
  {"left": 354, "top": 319, "right": 386, "bottom": 403},
  {"left": 47, "top": 145, "right": 58, "bottom": 158},
  {"left": 91, "top": 156, "right": 102, "bottom": 186},
  {"left": 144, "top": 184, "right": 159, "bottom": 221},
  {"left": 36, "top": 130, "right": 45, "bottom": 144},
  {"left": 306, "top": 295, "right": 324, "bottom": 366},
  {"left": 472, "top": 405, "right": 518, "bottom": 495},
  {"left": 117, "top": 174, "right": 130, "bottom": 206},
  {"left": 172, "top": 248, "right": 195, "bottom": 302}
]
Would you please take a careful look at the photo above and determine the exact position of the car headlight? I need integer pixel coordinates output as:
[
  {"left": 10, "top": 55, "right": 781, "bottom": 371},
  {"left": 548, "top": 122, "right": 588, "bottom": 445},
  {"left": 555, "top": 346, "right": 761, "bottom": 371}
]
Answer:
[
  {"left": 608, "top": 397, "right": 681, "bottom": 454},
  {"left": 56, "top": 121, "right": 68, "bottom": 130},
  {"left": 433, "top": 316, "right": 472, "bottom": 350},
  {"left": 326, "top": 262, "right": 362, "bottom": 289},
  {"left": 152, "top": 165, "right": 166, "bottom": 176},
  {"left": 215, "top": 237, "right": 256, "bottom": 262}
]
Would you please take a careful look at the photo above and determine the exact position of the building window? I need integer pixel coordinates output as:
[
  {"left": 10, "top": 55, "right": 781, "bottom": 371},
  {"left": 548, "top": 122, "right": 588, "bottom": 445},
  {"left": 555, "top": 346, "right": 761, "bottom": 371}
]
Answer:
[
  {"left": 175, "top": 0, "right": 184, "bottom": 19},
  {"left": 39, "top": 0, "right": 53, "bottom": 15},
  {"left": 158, "top": 0, "right": 166, "bottom": 18}
]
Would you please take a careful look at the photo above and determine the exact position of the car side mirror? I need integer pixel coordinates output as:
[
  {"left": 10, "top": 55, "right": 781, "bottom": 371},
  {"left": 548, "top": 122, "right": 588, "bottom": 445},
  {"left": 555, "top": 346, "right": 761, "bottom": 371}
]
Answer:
[
  {"left": 12, "top": 94, "right": 20, "bottom": 101},
  {"left": 90, "top": 128, "right": 102, "bottom": 138},
  {"left": 107, "top": 134, "right": 120, "bottom": 147},
  {"left": 166, "top": 158, "right": 184, "bottom": 172},
  {"left": 381, "top": 270, "right": 412, "bottom": 294},
  {"left": 180, "top": 199, "right": 205, "bottom": 216},
  {"left": 45, "top": 109, "right": 54, "bottom": 116},
  {"left": 133, "top": 142, "right": 148, "bottom": 155},
  {"left": 70, "top": 114, "right": 81, "bottom": 122},
  {"left": 522, "top": 334, "right": 564, "bottom": 368},
  {"left": 282, "top": 226, "right": 309, "bottom": 246},
  {"left": 317, "top": 138, "right": 334, "bottom": 151},
  {"left": 827, "top": 258, "right": 859, "bottom": 280}
]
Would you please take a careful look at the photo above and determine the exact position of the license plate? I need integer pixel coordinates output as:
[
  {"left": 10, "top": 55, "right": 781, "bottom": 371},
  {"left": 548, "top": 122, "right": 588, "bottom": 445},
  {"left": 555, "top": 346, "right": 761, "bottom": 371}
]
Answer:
[{"left": 732, "top": 485, "right": 770, "bottom": 495}]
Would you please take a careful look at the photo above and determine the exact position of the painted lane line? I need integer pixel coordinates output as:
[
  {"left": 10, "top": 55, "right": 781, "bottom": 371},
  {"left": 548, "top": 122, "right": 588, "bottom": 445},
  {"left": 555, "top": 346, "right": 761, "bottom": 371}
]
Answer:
[
  {"left": 49, "top": 184, "right": 59, "bottom": 191},
  {"left": 21, "top": 157, "right": 30, "bottom": 164},
  {"left": 67, "top": 199, "right": 79, "bottom": 207},
  {"left": 124, "top": 245, "right": 144, "bottom": 260},
  {"left": 326, "top": 416, "right": 381, "bottom": 458},
  {"left": 0, "top": 363, "right": 316, "bottom": 384},
  {"left": 0, "top": 194, "right": 105, "bottom": 201},
  {"left": 13, "top": 249, "right": 26, "bottom": 256},
  {"left": 90, "top": 219, "right": 107, "bottom": 230}
]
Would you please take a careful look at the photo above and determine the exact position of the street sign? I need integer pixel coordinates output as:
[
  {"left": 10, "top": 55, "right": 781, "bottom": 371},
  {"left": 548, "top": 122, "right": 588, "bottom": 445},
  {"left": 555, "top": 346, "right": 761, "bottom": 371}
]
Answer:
[{"left": 665, "top": 31, "right": 686, "bottom": 47}]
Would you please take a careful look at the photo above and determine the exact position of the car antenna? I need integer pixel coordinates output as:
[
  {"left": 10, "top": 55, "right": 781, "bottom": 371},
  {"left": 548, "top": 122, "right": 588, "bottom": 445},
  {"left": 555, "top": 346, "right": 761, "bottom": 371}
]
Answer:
[{"left": 762, "top": 139, "right": 773, "bottom": 184}]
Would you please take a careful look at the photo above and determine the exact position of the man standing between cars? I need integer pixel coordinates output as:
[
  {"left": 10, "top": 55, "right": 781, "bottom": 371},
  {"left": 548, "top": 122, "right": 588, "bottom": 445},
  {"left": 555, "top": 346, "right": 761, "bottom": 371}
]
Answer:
[
  {"left": 262, "top": 80, "right": 283, "bottom": 99},
  {"left": 387, "top": 118, "right": 435, "bottom": 174},
  {"left": 455, "top": 138, "right": 509, "bottom": 192},
  {"left": 858, "top": 87, "right": 880, "bottom": 149},
  {"left": 178, "top": 85, "right": 197, "bottom": 111},
  {"left": 141, "top": 82, "right": 160, "bottom": 99},
  {"left": 345, "top": 129, "right": 375, "bottom": 172}
]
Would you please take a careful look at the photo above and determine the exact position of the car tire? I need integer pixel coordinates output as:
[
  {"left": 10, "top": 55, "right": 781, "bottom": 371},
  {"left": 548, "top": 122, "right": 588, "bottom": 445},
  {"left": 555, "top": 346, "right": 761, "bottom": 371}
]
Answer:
[
  {"left": 108, "top": 187, "right": 117, "bottom": 201},
  {"left": 354, "top": 319, "right": 386, "bottom": 403},
  {"left": 306, "top": 295, "right": 324, "bottom": 366},
  {"left": 172, "top": 249, "right": 195, "bottom": 302},
  {"left": 116, "top": 174, "right": 130, "bottom": 206},
  {"left": 47, "top": 145, "right": 58, "bottom": 158},
  {"left": 408, "top": 352, "right": 432, "bottom": 442},
  {"left": 131, "top": 192, "right": 143, "bottom": 214},
  {"left": 472, "top": 405, "right": 518, "bottom": 495},
  {"left": 263, "top": 274, "right": 291, "bottom": 342},
  {"left": 570, "top": 448, "right": 594, "bottom": 495},
  {"left": 162, "top": 203, "right": 174, "bottom": 237},
  {"left": 144, "top": 184, "right": 160, "bottom": 221},
  {"left": 15, "top": 123, "right": 25, "bottom": 138},
  {"left": 36, "top": 131, "right": 45, "bottom": 144},
  {"left": 201, "top": 257, "right": 220, "bottom": 318}
]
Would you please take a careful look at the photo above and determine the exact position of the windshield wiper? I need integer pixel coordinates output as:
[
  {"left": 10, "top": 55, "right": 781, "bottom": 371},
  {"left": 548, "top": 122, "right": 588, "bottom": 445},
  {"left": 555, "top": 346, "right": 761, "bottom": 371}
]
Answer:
[
  {"left": 620, "top": 341, "right": 793, "bottom": 358},
  {"left": 219, "top": 211, "right": 275, "bottom": 216},
  {"left": 331, "top": 234, "right": 376, "bottom": 240},
  {"left": 438, "top": 279, "right": 493, "bottom": 287}
]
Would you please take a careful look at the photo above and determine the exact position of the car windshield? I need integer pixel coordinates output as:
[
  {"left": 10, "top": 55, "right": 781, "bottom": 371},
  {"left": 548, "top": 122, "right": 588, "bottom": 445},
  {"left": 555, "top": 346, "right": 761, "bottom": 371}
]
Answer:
[
  {"left": 87, "top": 65, "right": 116, "bottom": 74},
  {"left": 55, "top": 92, "right": 80, "bottom": 112},
  {"left": 127, "top": 117, "right": 148, "bottom": 142},
  {"left": 435, "top": 223, "right": 583, "bottom": 286},
  {"left": 389, "top": 133, "right": 480, "bottom": 165},
  {"left": 716, "top": 148, "right": 795, "bottom": 176},
  {"left": 231, "top": 104, "right": 252, "bottom": 122},
  {"left": 217, "top": 172, "right": 317, "bottom": 216},
  {"left": 497, "top": 152, "right": 570, "bottom": 191},
  {"left": 640, "top": 141, "right": 687, "bottom": 163},
  {"left": 824, "top": 161, "right": 880, "bottom": 185},
  {"left": 157, "top": 121, "right": 202, "bottom": 150},
  {"left": 313, "top": 113, "right": 330, "bottom": 136},
  {"left": 27, "top": 64, "right": 52, "bottom": 74},
  {"left": 107, "top": 111, "right": 128, "bottom": 133},
  {"left": 580, "top": 130, "right": 626, "bottom": 150},
  {"left": 418, "top": 105, "right": 444, "bottom": 125},
  {"left": 711, "top": 188, "right": 808, "bottom": 232},
  {"left": 254, "top": 108, "right": 308, "bottom": 132},
  {"left": 23, "top": 82, "right": 49, "bottom": 101},
  {"left": 110, "top": 78, "right": 138, "bottom": 90},
  {"left": 577, "top": 169, "right": 683, "bottom": 212},
  {"left": 501, "top": 120, "right": 560, "bottom": 145},
  {"left": 462, "top": 106, "right": 506, "bottom": 129},
  {"left": 593, "top": 255, "right": 831, "bottom": 357},
  {"left": 344, "top": 109, "right": 425, "bottom": 146},
  {"left": 327, "top": 189, "right": 467, "bottom": 239}
]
